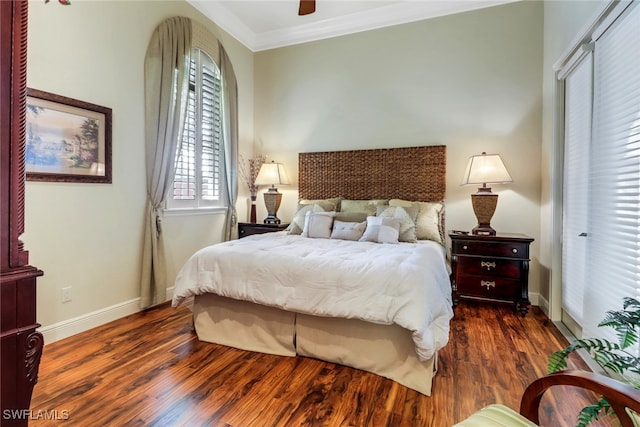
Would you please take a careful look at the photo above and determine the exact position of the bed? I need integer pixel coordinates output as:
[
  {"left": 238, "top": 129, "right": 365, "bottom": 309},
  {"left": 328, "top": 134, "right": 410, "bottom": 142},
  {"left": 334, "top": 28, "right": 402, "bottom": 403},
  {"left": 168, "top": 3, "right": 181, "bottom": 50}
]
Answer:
[{"left": 172, "top": 145, "right": 453, "bottom": 396}]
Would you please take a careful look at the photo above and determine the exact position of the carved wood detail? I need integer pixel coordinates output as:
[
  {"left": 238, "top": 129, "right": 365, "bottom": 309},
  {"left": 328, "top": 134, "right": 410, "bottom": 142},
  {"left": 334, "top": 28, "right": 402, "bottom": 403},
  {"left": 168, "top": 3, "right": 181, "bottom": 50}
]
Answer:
[
  {"left": 24, "top": 331, "right": 44, "bottom": 384},
  {"left": 10, "top": 0, "right": 29, "bottom": 268}
]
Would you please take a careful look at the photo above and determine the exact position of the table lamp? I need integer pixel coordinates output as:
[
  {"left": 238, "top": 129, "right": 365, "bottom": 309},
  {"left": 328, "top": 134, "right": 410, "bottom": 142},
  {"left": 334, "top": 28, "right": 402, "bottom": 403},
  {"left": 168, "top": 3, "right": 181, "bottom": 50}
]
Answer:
[
  {"left": 461, "top": 152, "right": 512, "bottom": 235},
  {"left": 255, "top": 161, "right": 290, "bottom": 224}
]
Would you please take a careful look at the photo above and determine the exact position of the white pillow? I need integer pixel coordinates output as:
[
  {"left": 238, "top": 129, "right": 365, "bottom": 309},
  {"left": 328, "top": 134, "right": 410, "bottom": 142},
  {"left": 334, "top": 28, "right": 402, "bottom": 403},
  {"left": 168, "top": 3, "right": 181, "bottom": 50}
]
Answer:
[
  {"left": 359, "top": 216, "right": 401, "bottom": 244},
  {"left": 286, "top": 204, "right": 326, "bottom": 235},
  {"left": 302, "top": 211, "right": 335, "bottom": 238},
  {"left": 330, "top": 220, "right": 366, "bottom": 241}
]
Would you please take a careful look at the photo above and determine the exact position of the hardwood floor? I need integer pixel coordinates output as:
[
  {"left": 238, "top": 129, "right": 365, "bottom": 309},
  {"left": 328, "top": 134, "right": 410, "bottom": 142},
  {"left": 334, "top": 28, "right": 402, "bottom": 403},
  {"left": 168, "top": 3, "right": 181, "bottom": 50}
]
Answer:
[{"left": 30, "top": 301, "right": 613, "bottom": 427}]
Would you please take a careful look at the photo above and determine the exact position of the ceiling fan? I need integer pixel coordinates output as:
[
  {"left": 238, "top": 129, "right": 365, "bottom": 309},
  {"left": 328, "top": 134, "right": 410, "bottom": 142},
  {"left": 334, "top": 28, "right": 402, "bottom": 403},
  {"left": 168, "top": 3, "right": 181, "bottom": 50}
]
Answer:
[{"left": 298, "top": 0, "right": 316, "bottom": 15}]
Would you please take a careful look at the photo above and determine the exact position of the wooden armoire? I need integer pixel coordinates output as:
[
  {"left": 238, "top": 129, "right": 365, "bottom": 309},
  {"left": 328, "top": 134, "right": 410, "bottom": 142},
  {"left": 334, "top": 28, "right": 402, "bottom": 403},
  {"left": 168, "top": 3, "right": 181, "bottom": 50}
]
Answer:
[{"left": 1, "top": 1, "right": 44, "bottom": 425}]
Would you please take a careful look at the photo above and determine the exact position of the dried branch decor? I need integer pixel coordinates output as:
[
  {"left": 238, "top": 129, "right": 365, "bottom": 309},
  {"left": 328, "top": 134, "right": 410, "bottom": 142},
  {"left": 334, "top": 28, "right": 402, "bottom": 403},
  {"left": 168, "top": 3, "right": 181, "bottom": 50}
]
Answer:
[{"left": 239, "top": 154, "right": 267, "bottom": 197}]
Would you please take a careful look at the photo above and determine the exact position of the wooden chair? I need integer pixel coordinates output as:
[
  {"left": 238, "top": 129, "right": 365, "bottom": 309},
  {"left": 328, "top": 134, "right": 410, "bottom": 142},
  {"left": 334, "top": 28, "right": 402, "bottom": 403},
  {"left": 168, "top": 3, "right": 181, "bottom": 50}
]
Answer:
[{"left": 454, "top": 370, "right": 640, "bottom": 427}]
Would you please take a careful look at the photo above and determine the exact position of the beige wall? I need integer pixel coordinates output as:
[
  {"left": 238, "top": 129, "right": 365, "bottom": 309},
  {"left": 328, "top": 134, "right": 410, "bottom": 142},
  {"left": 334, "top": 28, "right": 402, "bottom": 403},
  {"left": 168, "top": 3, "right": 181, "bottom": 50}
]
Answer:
[
  {"left": 540, "top": 0, "right": 607, "bottom": 318},
  {"left": 254, "top": 1, "right": 544, "bottom": 298},
  {"left": 25, "top": 0, "right": 254, "bottom": 340}
]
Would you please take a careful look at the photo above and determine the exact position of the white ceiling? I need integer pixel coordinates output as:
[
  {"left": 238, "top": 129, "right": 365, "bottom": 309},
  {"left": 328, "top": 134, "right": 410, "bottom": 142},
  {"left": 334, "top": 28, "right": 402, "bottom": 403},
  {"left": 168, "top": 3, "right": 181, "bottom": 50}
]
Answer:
[{"left": 187, "top": 0, "right": 519, "bottom": 52}]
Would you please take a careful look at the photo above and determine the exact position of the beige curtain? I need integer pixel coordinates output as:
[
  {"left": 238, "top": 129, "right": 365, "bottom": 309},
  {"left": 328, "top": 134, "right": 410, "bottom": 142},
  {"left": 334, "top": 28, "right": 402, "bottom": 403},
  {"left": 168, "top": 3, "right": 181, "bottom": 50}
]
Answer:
[
  {"left": 219, "top": 42, "right": 239, "bottom": 241},
  {"left": 140, "top": 17, "right": 192, "bottom": 309}
]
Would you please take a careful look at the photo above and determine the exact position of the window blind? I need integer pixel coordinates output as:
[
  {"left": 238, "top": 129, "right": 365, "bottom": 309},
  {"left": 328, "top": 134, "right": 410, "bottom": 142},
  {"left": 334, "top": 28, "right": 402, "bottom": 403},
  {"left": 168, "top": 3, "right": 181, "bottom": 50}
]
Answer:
[
  {"left": 561, "top": 52, "right": 593, "bottom": 326},
  {"left": 583, "top": 3, "right": 640, "bottom": 340}
]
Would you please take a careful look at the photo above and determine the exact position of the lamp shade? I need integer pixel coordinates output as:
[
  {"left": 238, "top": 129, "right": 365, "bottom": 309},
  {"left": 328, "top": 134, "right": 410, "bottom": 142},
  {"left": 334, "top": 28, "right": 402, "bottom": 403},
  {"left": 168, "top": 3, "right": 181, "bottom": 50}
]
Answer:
[
  {"left": 461, "top": 152, "right": 512, "bottom": 186},
  {"left": 255, "top": 161, "right": 290, "bottom": 187}
]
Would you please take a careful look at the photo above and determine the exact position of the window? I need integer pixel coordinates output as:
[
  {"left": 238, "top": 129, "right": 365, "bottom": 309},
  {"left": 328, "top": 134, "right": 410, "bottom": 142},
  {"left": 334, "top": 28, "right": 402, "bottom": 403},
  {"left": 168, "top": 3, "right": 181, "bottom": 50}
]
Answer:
[{"left": 167, "top": 48, "right": 225, "bottom": 211}]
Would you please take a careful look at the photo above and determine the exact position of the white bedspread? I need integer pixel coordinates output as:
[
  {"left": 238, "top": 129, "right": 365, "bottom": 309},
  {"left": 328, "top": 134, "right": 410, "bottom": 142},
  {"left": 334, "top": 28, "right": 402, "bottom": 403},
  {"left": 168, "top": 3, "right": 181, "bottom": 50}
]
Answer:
[{"left": 172, "top": 232, "right": 453, "bottom": 361}]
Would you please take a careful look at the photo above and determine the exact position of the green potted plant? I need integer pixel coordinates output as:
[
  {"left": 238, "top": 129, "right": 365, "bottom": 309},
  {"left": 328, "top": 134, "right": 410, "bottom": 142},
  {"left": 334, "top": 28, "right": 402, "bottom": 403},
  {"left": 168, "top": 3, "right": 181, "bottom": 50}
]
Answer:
[{"left": 548, "top": 297, "right": 640, "bottom": 426}]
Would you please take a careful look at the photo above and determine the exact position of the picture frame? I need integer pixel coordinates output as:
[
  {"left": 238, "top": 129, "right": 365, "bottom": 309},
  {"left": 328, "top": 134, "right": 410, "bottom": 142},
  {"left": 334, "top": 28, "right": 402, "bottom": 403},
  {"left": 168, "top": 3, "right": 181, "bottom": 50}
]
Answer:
[{"left": 25, "top": 88, "right": 112, "bottom": 183}]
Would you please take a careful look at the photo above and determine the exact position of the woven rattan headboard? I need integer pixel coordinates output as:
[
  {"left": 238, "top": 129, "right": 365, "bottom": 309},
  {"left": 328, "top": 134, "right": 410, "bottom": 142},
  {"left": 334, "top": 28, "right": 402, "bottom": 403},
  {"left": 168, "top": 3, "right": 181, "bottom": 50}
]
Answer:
[{"left": 298, "top": 145, "right": 446, "bottom": 202}]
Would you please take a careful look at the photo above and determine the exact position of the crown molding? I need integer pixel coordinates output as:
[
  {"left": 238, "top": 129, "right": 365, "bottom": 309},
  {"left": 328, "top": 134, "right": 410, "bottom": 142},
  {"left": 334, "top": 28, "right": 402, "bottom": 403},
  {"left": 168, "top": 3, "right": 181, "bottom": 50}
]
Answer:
[
  {"left": 188, "top": 0, "right": 258, "bottom": 49},
  {"left": 189, "top": 0, "right": 519, "bottom": 52}
]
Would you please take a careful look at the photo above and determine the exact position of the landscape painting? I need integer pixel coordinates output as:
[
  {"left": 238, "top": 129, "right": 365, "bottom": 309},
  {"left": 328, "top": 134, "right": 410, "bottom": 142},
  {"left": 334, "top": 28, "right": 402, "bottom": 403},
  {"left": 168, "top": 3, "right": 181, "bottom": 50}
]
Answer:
[{"left": 26, "top": 88, "right": 112, "bottom": 183}]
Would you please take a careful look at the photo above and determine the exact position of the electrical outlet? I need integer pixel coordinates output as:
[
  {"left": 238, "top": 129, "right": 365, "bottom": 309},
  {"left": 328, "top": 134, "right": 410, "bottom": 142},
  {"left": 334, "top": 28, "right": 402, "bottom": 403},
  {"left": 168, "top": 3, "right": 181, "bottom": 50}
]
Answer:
[{"left": 62, "top": 286, "right": 72, "bottom": 303}]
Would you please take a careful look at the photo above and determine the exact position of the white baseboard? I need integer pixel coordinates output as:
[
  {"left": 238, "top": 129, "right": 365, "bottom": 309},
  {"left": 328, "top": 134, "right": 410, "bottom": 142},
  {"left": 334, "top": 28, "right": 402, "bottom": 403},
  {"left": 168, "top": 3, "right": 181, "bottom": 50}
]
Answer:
[
  {"left": 39, "top": 286, "right": 175, "bottom": 344},
  {"left": 532, "top": 292, "right": 549, "bottom": 317},
  {"left": 38, "top": 298, "right": 142, "bottom": 344}
]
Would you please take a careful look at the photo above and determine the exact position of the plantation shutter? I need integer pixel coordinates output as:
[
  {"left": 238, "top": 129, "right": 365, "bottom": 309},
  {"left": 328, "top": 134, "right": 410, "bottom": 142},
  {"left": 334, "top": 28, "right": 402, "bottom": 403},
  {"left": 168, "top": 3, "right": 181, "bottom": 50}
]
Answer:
[
  {"left": 200, "top": 59, "right": 222, "bottom": 202},
  {"left": 582, "top": 3, "right": 640, "bottom": 341}
]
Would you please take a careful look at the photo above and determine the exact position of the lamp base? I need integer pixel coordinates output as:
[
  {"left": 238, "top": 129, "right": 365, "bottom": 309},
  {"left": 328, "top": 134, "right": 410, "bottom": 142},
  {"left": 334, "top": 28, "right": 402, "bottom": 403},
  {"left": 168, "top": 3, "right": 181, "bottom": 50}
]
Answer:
[
  {"left": 471, "top": 188, "right": 498, "bottom": 236},
  {"left": 472, "top": 223, "right": 496, "bottom": 236},
  {"left": 263, "top": 188, "right": 282, "bottom": 225}
]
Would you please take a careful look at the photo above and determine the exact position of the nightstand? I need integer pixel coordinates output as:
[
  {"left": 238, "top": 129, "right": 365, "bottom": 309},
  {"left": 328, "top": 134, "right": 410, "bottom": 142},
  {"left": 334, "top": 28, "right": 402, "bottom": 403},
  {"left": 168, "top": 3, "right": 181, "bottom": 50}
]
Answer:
[
  {"left": 449, "top": 232, "right": 534, "bottom": 316},
  {"left": 238, "top": 222, "right": 289, "bottom": 239}
]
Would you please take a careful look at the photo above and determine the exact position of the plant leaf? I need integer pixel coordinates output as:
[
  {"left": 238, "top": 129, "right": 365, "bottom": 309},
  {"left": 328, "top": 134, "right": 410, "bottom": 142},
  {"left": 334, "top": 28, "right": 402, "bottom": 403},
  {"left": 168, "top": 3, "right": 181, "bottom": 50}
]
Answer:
[{"left": 576, "top": 398, "right": 613, "bottom": 427}]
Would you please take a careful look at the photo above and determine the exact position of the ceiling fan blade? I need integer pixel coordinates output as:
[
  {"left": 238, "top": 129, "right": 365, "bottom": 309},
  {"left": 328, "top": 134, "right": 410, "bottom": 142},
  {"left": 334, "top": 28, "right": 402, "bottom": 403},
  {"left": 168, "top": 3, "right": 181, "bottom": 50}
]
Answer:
[{"left": 298, "top": 0, "right": 316, "bottom": 16}]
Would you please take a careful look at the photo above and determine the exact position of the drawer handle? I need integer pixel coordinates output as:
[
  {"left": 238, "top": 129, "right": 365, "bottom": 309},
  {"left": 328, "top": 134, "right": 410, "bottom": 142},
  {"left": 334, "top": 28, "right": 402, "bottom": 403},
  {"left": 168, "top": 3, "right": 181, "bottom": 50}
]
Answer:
[
  {"left": 512, "top": 248, "right": 518, "bottom": 254},
  {"left": 481, "top": 280, "right": 496, "bottom": 290},
  {"left": 463, "top": 245, "right": 468, "bottom": 250},
  {"left": 481, "top": 261, "right": 496, "bottom": 270}
]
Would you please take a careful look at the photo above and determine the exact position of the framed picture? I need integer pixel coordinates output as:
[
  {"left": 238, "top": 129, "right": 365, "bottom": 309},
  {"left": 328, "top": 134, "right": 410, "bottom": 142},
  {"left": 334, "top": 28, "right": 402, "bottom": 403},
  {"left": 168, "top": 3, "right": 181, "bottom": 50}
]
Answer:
[{"left": 25, "top": 88, "right": 112, "bottom": 183}]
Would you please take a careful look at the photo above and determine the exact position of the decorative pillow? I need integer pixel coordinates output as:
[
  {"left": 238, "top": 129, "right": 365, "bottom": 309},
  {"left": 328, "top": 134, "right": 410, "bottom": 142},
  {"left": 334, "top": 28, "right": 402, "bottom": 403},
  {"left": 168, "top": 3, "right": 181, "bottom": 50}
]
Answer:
[
  {"left": 302, "top": 211, "right": 335, "bottom": 238},
  {"left": 376, "top": 205, "right": 419, "bottom": 243},
  {"left": 298, "top": 197, "right": 341, "bottom": 212},
  {"left": 333, "top": 212, "right": 368, "bottom": 223},
  {"left": 389, "top": 199, "right": 445, "bottom": 244},
  {"left": 359, "top": 216, "right": 401, "bottom": 244},
  {"left": 330, "top": 220, "right": 366, "bottom": 241},
  {"left": 339, "top": 199, "right": 388, "bottom": 216},
  {"left": 286, "top": 204, "right": 326, "bottom": 235}
]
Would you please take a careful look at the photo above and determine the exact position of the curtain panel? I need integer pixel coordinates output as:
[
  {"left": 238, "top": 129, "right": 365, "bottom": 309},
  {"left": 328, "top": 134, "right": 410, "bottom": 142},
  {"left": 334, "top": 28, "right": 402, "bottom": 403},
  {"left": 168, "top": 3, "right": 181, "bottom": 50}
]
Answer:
[
  {"left": 140, "top": 17, "right": 192, "bottom": 309},
  {"left": 219, "top": 42, "right": 239, "bottom": 241}
]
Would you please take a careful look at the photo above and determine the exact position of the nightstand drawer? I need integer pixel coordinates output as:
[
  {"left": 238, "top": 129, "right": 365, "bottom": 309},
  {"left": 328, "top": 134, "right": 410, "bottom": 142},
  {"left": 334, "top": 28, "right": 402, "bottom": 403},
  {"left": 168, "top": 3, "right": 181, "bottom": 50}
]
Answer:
[
  {"left": 452, "top": 240, "right": 529, "bottom": 259},
  {"left": 457, "top": 274, "right": 521, "bottom": 299},
  {"left": 238, "top": 222, "right": 289, "bottom": 238},
  {"left": 456, "top": 257, "right": 521, "bottom": 279}
]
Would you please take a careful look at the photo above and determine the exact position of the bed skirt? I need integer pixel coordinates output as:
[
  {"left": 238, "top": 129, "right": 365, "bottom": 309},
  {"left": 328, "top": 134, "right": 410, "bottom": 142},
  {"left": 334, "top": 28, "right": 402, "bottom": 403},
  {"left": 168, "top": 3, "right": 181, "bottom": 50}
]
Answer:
[{"left": 192, "top": 293, "right": 437, "bottom": 396}]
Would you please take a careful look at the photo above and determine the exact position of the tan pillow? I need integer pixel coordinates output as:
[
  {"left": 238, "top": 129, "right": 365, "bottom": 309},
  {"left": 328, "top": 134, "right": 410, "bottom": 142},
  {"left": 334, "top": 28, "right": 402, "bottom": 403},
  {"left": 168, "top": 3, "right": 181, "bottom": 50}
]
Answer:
[
  {"left": 330, "top": 220, "right": 366, "bottom": 241},
  {"left": 298, "top": 197, "right": 341, "bottom": 212},
  {"left": 286, "top": 204, "right": 326, "bottom": 235},
  {"left": 334, "top": 212, "right": 368, "bottom": 223},
  {"left": 389, "top": 199, "right": 444, "bottom": 244},
  {"left": 302, "top": 212, "right": 335, "bottom": 238},
  {"left": 359, "top": 216, "right": 401, "bottom": 244},
  {"left": 376, "top": 205, "right": 419, "bottom": 243},
  {"left": 340, "top": 199, "right": 388, "bottom": 215}
]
